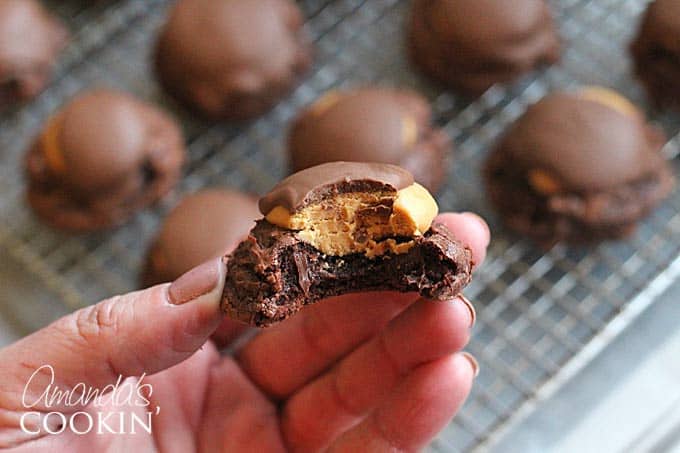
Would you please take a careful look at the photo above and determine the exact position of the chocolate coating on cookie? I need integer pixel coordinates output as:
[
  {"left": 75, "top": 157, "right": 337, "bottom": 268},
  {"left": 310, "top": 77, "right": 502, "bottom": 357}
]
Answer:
[
  {"left": 0, "top": 0, "right": 69, "bottom": 105},
  {"left": 25, "top": 89, "right": 185, "bottom": 232},
  {"left": 408, "top": 0, "right": 560, "bottom": 95},
  {"left": 56, "top": 92, "right": 151, "bottom": 192},
  {"left": 154, "top": 0, "right": 312, "bottom": 120},
  {"left": 259, "top": 161, "right": 414, "bottom": 214},
  {"left": 143, "top": 189, "right": 259, "bottom": 286},
  {"left": 484, "top": 88, "right": 674, "bottom": 245},
  {"left": 631, "top": 0, "right": 680, "bottom": 109},
  {"left": 289, "top": 88, "right": 449, "bottom": 192},
  {"left": 500, "top": 91, "right": 665, "bottom": 191}
]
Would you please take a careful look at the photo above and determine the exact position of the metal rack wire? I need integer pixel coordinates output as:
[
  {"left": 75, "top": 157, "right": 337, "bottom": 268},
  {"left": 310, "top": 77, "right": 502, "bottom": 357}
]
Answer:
[{"left": 0, "top": 0, "right": 678, "bottom": 451}]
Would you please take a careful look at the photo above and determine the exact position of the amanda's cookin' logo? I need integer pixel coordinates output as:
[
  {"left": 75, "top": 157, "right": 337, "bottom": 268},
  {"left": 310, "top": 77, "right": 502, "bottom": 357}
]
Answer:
[{"left": 20, "top": 365, "right": 160, "bottom": 436}]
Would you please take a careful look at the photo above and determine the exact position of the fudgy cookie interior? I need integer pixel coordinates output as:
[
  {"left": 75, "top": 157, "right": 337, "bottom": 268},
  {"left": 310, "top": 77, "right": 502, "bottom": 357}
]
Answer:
[{"left": 223, "top": 221, "right": 472, "bottom": 326}]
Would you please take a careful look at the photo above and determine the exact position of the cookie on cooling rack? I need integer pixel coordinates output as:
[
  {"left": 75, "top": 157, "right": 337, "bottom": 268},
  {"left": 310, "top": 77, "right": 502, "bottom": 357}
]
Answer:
[
  {"left": 631, "top": 0, "right": 680, "bottom": 110},
  {"left": 25, "top": 89, "right": 185, "bottom": 232},
  {"left": 288, "top": 87, "right": 450, "bottom": 193},
  {"left": 0, "top": 0, "right": 69, "bottom": 106},
  {"left": 408, "top": 0, "right": 560, "bottom": 96},
  {"left": 484, "top": 87, "right": 675, "bottom": 246},
  {"left": 222, "top": 162, "right": 473, "bottom": 326},
  {"left": 142, "top": 189, "right": 259, "bottom": 287},
  {"left": 154, "top": 0, "right": 312, "bottom": 121}
]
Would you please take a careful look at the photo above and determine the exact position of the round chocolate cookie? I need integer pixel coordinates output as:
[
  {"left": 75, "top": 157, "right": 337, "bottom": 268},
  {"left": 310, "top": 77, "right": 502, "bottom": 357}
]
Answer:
[
  {"left": 25, "top": 89, "right": 185, "bottom": 232},
  {"left": 484, "top": 87, "right": 675, "bottom": 246},
  {"left": 154, "top": 0, "right": 312, "bottom": 120},
  {"left": 142, "top": 189, "right": 259, "bottom": 286},
  {"left": 0, "top": 0, "right": 69, "bottom": 106},
  {"left": 631, "top": 0, "right": 680, "bottom": 110},
  {"left": 408, "top": 0, "right": 560, "bottom": 96},
  {"left": 288, "top": 88, "right": 449, "bottom": 193}
]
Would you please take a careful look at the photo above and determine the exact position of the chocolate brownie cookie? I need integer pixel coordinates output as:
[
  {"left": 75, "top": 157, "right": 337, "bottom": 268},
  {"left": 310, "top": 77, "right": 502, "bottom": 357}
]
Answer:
[
  {"left": 154, "top": 0, "right": 312, "bottom": 120},
  {"left": 143, "top": 189, "right": 259, "bottom": 286},
  {"left": 408, "top": 0, "right": 560, "bottom": 96},
  {"left": 289, "top": 87, "right": 450, "bottom": 193},
  {"left": 222, "top": 162, "right": 473, "bottom": 326},
  {"left": 484, "top": 87, "right": 674, "bottom": 246},
  {"left": 25, "top": 89, "right": 185, "bottom": 232},
  {"left": 0, "top": 0, "right": 69, "bottom": 106},
  {"left": 631, "top": 0, "right": 680, "bottom": 110}
]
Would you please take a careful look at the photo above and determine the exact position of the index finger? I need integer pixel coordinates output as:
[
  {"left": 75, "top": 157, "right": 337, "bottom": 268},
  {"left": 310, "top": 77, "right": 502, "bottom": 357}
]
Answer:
[{"left": 436, "top": 212, "right": 490, "bottom": 267}]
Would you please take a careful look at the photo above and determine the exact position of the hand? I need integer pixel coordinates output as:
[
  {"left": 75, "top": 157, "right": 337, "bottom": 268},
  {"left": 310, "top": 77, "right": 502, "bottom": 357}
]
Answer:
[{"left": 0, "top": 212, "right": 489, "bottom": 452}]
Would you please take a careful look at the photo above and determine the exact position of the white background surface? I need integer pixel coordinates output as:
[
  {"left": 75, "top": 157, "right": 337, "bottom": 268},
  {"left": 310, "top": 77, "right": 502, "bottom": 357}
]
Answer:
[{"left": 494, "top": 282, "right": 680, "bottom": 453}]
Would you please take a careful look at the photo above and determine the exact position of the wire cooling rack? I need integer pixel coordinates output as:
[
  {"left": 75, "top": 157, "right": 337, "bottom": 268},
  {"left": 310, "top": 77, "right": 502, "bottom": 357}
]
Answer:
[{"left": 1, "top": 0, "right": 679, "bottom": 451}]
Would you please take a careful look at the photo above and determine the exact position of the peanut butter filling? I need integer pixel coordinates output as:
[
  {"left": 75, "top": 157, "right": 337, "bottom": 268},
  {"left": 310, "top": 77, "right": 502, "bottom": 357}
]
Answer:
[
  {"left": 401, "top": 115, "right": 419, "bottom": 148},
  {"left": 309, "top": 91, "right": 343, "bottom": 116},
  {"left": 265, "top": 182, "right": 438, "bottom": 257},
  {"left": 528, "top": 168, "right": 563, "bottom": 195},
  {"left": 579, "top": 86, "right": 639, "bottom": 118},
  {"left": 41, "top": 114, "right": 67, "bottom": 174}
]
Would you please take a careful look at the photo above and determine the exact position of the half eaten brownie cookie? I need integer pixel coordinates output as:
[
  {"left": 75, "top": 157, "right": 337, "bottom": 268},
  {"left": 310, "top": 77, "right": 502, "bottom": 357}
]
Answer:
[{"left": 222, "top": 162, "right": 473, "bottom": 326}]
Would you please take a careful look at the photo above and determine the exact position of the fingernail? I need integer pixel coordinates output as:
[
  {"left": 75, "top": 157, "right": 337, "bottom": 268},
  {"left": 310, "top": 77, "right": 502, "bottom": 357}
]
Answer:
[
  {"left": 458, "top": 294, "right": 476, "bottom": 328},
  {"left": 460, "top": 352, "right": 480, "bottom": 378},
  {"left": 462, "top": 212, "right": 490, "bottom": 243},
  {"left": 169, "top": 258, "right": 223, "bottom": 305}
]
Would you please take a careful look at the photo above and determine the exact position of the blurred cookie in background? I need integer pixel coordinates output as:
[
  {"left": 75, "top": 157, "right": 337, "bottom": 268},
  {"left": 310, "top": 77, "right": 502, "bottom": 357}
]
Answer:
[
  {"left": 408, "top": 0, "right": 560, "bottom": 96},
  {"left": 0, "top": 0, "right": 69, "bottom": 106},
  {"left": 25, "top": 89, "right": 185, "bottom": 232},
  {"left": 484, "top": 87, "right": 674, "bottom": 246},
  {"left": 631, "top": 0, "right": 680, "bottom": 110},
  {"left": 154, "top": 0, "right": 312, "bottom": 120},
  {"left": 289, "top": 87, "right": 450, "bottom": 193},
  {"left": 142, "top": 189, "right": 259, "bottom": 287}
]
